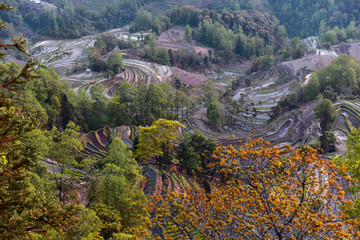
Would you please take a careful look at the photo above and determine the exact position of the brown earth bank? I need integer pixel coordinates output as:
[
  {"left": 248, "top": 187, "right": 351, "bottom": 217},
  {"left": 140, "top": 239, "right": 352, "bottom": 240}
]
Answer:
[
  {"left": 218, "top": 100, "right": 322, "bottom": 147},
  {"left": 334, "top": 42, "right": 360, "bottom": 60},
  {"left": 281, "top": 54, "right": 333, "bottom": 79},
  {"left": 235, "top": 52, "right": 336, "bottom": 91},
  {"left": 260, "top": 101, "right": 321, "bottom": 144},
  {"left": 171, "top": 67, "right": 207, "bottom": 86},
  {"left": 157, "top": 27, "right": 212, "bottom": 56}
]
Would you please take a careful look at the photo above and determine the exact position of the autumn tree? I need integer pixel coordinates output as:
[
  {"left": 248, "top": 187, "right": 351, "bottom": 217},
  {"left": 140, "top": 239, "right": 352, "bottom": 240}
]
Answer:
[
  {"left": 150, "top": 138, "right": 353, "bottom": 239},
  {"left": 334, "top": 128, "right": 360, "bottom": 235},
  {"left": 135, "top": 119, "right": 184, "bottom": 166}
]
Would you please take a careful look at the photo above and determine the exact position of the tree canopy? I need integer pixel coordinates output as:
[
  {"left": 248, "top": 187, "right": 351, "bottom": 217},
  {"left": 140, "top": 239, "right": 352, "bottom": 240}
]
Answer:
[
  {"left": 135, "top": 119, "right": 184, "bottom": 165},
  {"left": 150, "top": 138, "right": 354, "bottom": 239},
  {"left": 0, "top": 3, "right": 78, "bottom": 238}
]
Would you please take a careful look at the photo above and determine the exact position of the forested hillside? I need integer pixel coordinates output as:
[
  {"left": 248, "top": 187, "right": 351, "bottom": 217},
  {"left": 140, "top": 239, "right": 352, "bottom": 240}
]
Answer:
[
  {"left": 4, "top": 0, "right": 360, "bottom": 239},
  {"left": 0, "top": 0, "right": 159, "bottom": 38},
  {"left": 3, "top": 0, "right": 360, "bottom": 41},
  {"left": 268, "top": 0, "right": 360, "bottom": 38}
]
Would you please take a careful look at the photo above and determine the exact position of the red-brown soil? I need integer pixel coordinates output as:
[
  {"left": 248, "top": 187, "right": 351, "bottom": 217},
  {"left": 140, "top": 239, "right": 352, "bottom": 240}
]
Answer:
[{"left": 171, "top": 67, "right": 207, "bottom": 86}]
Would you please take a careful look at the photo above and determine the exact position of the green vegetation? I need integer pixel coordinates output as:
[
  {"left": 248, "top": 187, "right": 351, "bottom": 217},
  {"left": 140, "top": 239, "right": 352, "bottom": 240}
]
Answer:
[
  {"left": 135, "top": 119, "right": 184, "bottom": 165},
  {"left": 169, "top": 6, "right": 287, "bottom": 60},
  {"left": 184, "top": 24, "right": 192, "bottom": 42},
  {"left": 268, "top": 0, "right": 360, "bottom": 38},
  {"left": 107, "top": 52, "right": 124, "bottom": 74},
  {"left": 207, "top": 99, "right": 223, "bottom": 127},
  {"left": 271, "top": 55, "right": 360, "bottom": 121},
  {"left": 318, "top": 21, "right": 360, "bottom": 47},
  {"left": 304, "top": 74, "right": 320, "bottom": 102},
  {"left": 109, "top": 81, "right": 191, "bottom": 127},
  {"left": 317, "top": 55, "right": 360, "bottom": 95},
  {"left": 0, "top": 4, "right": 79, "bottom": 238},
  {"left": 177, "top": 130, "right": 218, "bottom": 174},
  {"left": 130, "top": 10, "right": 170, "bottom": 35},
  {"left": 143, "top": 38, "right": 171, "bottom": 65},
  {"left": 334, "top": 128, "right": 360, "bottom": 223},
  {"left": 0, "top": 0, "right": 161, "bottom": 39},
  {"left": 314, "top": 98, "right": 338, "bottom": 152},
  {"left": 5, "top": 1, "right": 360, "bottom": 239}
]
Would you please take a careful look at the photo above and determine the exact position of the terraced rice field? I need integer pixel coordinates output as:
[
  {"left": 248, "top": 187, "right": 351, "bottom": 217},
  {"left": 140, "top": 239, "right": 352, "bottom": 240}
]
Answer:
[
  {"left": 30, "top": 27, "right": 210, "bottom": 100},
  {"left": 219, "top": 119, "right": 293, "bottom": 147},
  {"left": 81, "top": 125, "right": 137, "bottom": 158},
  {"left": 143, "top": 164, "right": 203, "bottom": 238},
  {"left": 104, "top": 67, "right": 149, "bottom": 96},
  {"left": 334, "top": 100, "right": 360, "bottom": 130},
  {"left": 232, "top": 78, "right": 291, "bottom": 131},
  {"left": 74, "top": 59, "right": 174, "bottom": 97}
]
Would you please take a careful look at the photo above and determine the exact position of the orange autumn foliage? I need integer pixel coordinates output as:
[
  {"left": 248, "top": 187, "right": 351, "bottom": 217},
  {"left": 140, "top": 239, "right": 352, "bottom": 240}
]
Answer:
[{"left": 149, "top": 138, "right": 354, "bottom": 240}]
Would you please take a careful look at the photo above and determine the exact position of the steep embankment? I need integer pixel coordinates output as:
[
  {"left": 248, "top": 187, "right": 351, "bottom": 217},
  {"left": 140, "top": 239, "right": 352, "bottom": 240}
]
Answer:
[
  {"left": 334, "top": 42, "right": 360, "bottom": 60},
  {"left": 228, "top": 44, "right": 343, "bottom": 145}
]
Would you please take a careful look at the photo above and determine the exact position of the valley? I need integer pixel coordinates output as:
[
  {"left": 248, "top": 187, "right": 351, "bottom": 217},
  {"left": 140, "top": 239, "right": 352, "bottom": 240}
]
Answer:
[
  {"left": 27, "top": 25, "right": 360, "bottom": 153},
  {"left": 3, "top": 0, "right": 360, "bottom": 239}
]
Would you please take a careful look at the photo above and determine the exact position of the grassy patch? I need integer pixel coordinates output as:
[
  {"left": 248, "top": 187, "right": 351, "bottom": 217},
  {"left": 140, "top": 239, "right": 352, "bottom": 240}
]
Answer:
[
  {"left": 87, "top": 74, "right": 105, "bottom": 80},
  {"left": 258, "top": 89, "right": 275, "bottom": 94},
  {"left": 255, "top": 106, "right": 272, "bottom": 110},
  {"left": 79, "top": 85, "right": 88, "bottom": 97},
  {"left": 48, "top": 58, "right": 60, "bottom": 63},
  {"left": 209, "top": 76, "right": 235, "bottom": 86}
]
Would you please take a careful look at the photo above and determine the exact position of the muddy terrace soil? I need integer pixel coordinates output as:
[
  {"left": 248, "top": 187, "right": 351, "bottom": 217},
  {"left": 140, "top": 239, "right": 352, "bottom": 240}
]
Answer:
[
  {"left": 281, "top": 54, "right": 333, "bottom": 75},
  {"left": 171, "top": 67, "right": 207, "bottom": 86},
  {"left": 334, "top": 42, "right": 360, "bottom": 60},
  {"left": 157, "top": 27, "right": 212, "bottom": 55}
]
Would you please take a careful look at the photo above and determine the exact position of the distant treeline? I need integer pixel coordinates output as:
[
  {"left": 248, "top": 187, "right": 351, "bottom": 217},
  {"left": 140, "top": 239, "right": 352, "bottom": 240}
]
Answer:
[
  {"left": 3, "top": 0, "right": 360, "bottom": 42},
  {"left": 319, "top": 21, "right": 360, "bottom": 48},
  {"left": 11, "top": 62, "right": 192, "bottom": 132},
  {"left": 267, "top": 0, "right": 360, "bottom": 38},
  {"left": 0, "top": 0, "right": 157, "bottom": 39}
]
